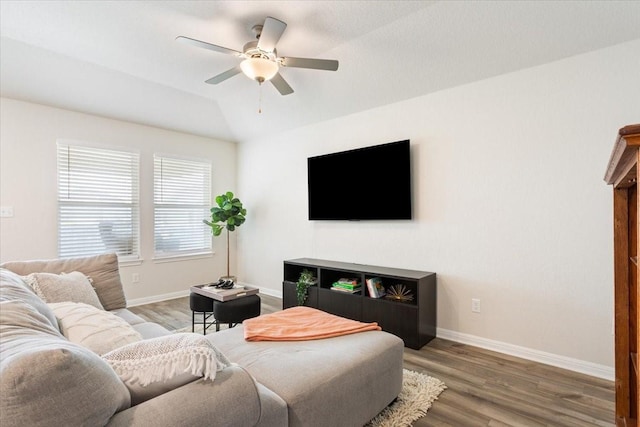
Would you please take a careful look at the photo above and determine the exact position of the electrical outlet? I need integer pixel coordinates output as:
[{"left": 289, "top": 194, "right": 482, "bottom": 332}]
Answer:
[
  {"left": 0, "top": 206, "right": 14, "bottom": 217},
  {"left": 471, "top": 298, "right": 481, "bottom": 313},
  {"left": 132, "top": 273, "right": 140, "bottom": 284}
]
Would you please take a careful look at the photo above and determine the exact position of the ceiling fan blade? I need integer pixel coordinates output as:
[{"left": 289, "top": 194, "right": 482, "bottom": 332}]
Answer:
[
  {"left": 281, "top": 57, "right": 339, "bottom": 71},
  {"left": 257, "top": 17, "right": 287, "bottom": 53},
  {"left": 176, "top": 36, "right": 242, "bottom": 57},
  {"left": 270, "top": 73, "right": 294, "bottom": 95},
  {"left": 205, "top": 66, "right": 242, "bottom": 85}
]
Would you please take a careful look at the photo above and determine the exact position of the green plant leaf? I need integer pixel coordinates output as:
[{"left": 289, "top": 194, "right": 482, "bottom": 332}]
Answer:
[{"left": 204, "top": 191, "right": 246, "bottom": 238}]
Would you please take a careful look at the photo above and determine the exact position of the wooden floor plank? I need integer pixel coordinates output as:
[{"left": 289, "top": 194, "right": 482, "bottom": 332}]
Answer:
[{"left": 129, "top": 295, "right": 615, "bottom": 426}]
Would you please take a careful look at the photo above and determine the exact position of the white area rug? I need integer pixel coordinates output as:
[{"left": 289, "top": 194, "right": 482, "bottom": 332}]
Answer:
[{"left": 366, "top": 369, "right": 447, "bottom": 427}]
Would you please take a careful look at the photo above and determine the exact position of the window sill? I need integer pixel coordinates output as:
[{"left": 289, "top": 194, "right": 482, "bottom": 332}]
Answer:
[
  {"left": 153, "top": 251, "right": 213, "bottom": 264},
  {"left": 119, "top": 258, "right": 143, "bottom": 268}
]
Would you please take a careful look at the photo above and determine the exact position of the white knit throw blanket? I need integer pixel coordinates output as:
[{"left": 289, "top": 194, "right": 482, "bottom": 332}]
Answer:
[{"left": 102, "top": 333, "right": 230, "bottom": 386}]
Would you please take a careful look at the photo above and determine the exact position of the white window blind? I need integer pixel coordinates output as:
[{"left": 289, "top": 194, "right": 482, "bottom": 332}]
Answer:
[
  {"left": 154, "top": 155, "right": 211, "bottom": 257},
  {"left": 57, "top": 142, "right": 140, "bottom": 260}
]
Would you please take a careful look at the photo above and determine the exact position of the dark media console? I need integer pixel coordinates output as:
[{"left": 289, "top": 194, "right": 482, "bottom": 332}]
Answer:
[{"left": 282, "top": 258, "right": 436, "bottom": 349}]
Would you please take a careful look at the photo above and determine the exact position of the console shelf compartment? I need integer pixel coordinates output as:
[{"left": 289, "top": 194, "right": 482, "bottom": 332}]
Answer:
[{"left": 283, "top": 258, "right": 436, "bottom": 349}]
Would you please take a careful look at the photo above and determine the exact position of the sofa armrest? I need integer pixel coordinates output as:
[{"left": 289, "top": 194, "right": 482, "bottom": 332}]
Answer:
[{"left": 106, "top": 366, "right": 261, "bottom": 427}]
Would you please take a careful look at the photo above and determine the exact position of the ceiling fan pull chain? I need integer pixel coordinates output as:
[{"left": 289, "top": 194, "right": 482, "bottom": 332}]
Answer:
[{"left": 258, "top": 82, "right": 263, "bottom": 114}]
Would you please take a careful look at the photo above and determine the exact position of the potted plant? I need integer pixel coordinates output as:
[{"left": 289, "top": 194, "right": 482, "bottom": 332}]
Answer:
[
  {"left": 296, "top": 269, "right": 316, "bottom": 306},
  {"left": 203, "top": 191, "right": 247, "bottom": 281}
]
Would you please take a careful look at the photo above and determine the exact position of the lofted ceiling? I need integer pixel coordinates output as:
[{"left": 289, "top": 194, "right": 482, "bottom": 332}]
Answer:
[{"left": 1, "top": 1, "right": 639, "bottom": 143}]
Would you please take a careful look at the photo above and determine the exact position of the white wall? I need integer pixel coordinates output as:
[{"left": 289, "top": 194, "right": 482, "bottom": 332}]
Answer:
[
  {"left": 0, "top": 98, "right": 237, "bottom": 302},
  {"left": 237, "top": 39, "right": 640, "bottom": 374}
]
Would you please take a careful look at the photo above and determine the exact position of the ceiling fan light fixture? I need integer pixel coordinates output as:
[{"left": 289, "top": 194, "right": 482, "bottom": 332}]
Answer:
[{"left": 240, "top": 57, "right": 279, "bottom": 83}]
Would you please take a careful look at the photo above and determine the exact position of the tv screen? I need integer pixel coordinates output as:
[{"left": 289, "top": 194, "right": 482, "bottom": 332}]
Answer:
[{"left": 307, "top": 140, "right": 412, "bottom": 220}]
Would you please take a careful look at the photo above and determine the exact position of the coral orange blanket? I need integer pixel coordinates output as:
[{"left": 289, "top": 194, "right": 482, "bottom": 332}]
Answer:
[{"left": 243, "top": 306, "right": 381, "bottom": 342}]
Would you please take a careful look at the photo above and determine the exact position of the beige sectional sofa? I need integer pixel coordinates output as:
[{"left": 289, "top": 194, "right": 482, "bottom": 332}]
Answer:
[{"left": 0, "top": 253, "right": 404, "bottom": 427}]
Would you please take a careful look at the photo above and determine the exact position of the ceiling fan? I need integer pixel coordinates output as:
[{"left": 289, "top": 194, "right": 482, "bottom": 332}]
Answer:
[{"left": 176, "top": 16, "right": 339, "bottom": 96}]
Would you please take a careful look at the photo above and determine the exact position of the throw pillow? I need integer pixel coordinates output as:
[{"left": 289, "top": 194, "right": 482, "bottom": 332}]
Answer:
[
  {"left": 102, "top": 333, "right": 231, "bottom": 405},
  {"left": 48, "top": 301, "right": 143, "bottom": 355},
  {"left": 0, "top": 300, "right": 130, "bottom": 427},
  {"left": 0, "top": 268, "right": 60, "bottom": 331},
  {"left": 24, "top": 271, "right": 104, "bottom": 309}
]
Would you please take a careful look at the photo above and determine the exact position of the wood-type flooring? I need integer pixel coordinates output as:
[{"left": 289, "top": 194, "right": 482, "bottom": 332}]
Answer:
[{"left": 130, "top": 295, "right": 614, "bottom": 426}]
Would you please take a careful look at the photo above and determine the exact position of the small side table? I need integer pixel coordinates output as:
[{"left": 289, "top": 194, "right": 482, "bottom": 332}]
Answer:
[{"left": 189, "top": 284, "right": 261, "bottom": 334}]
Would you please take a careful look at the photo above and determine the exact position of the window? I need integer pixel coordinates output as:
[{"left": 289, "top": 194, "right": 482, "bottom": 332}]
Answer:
[
  {"left": 57, "top": 141, "right": 139, "bottom": 260},
  {"left": 154, "top": 155, "right": 211, "bottom": 258}
]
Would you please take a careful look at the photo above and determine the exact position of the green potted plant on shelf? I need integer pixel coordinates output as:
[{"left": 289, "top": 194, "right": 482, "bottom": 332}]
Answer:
[
  {"left": 203, "top": 191, "right": 247, "bottom": 281},
  {"left": 296, "top": 269, "right": 316, "bottom": 306}
]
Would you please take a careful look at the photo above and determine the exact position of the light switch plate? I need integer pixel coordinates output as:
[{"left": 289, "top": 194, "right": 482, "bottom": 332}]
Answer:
[{"left": 0, "top": 206, "right": 14, "bottom": 217}]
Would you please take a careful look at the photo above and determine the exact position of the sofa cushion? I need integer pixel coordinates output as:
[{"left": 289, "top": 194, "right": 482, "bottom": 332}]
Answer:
[
  {"left": 131, "top": 321, "right": 173, "bottom": 339},
  {"left": 0, "top": 300, "right": 131, "bottom": 427},
  {"left": 24, "top": 271, "right": 104, "bottom": 309},
  {"left": 1, "top": 253, "right": 127, "bottom": 310},
  {"left": 112, "top": 308, "right": 147, "bottom": 326},
  {"left": 106, "top": 366, "right": 262, "bottom": 427},
  {"left": 0, "top": 298, "right": 62, "bottom": 337},
  {"left": 0, "top": 268, "right": 59, "bottom": 330},
  {"left": 49, "top": 301, "right": 143, "bottom": 355},
  {"left": 102, "top": 333, "right": 231, "bottom": 405},
  {"left": 255, "top": 382, "right": 289, "bottom": 427},
  {"left": 209, "top": 325, "right": 404, "bottom": 427}
]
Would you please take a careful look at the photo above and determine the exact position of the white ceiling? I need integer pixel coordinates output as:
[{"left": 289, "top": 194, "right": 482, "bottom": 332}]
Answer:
[{"left": 1, "top": 1, "right": 639, "bottom": 143}]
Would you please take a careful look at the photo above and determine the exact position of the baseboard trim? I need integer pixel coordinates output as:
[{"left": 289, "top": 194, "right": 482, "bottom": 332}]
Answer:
[
  {"left": 437, "top": 328, "right": 613, "bottom": 381},
  {"left": 127, "top": 289, "right": 190, "bottom": 307},
  {"left": 249, "top": 284, "right": 282, "bottom": 298}
]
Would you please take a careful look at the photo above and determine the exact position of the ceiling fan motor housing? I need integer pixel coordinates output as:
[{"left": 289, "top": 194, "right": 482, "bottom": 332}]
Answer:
[{"left": 242, "top": 41, "right": 277, "bottom": 60}]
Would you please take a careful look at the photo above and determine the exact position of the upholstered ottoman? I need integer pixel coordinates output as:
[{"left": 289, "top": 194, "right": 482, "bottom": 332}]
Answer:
[
  {"left": 190, "top": 293, "right": 261, "bottom": 334},
  {"left": 208, "top": 325, "right": 404, "bottom": 427},
  {"left": 213, "top": 295, "right": 261, "bottom": 331},
  {"left": 189, "top": 292, "right": 215, "bottom": 334}
]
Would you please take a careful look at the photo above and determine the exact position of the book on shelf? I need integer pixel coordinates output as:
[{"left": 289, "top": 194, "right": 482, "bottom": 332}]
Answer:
[
  {"left": 332, "top": 277, "right": 360, "bottom": 288},
  {"left": 330, "top": 286, "right": 361, "bottom": 294},
  {"left": 366, "top": 277, "right": 386, "bottom": 298},
  {"left": 331, "top": 282, "right": 360, "bottom": 290}
]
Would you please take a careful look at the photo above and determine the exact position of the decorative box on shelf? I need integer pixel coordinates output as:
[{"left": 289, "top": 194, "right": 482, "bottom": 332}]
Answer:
[{"left": 190, "top": 283, "right": 259, "bottom": 302}]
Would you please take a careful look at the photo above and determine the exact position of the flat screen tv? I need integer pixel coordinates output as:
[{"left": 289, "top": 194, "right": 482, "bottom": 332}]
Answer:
[{"left": 307, "top": 140, "right": 412, "bottom": 220}]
